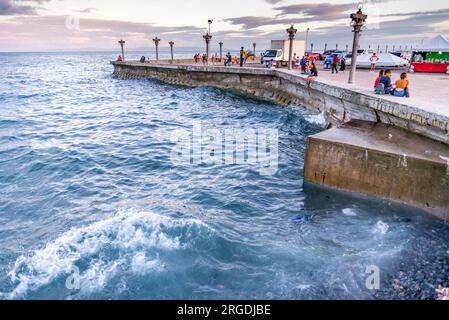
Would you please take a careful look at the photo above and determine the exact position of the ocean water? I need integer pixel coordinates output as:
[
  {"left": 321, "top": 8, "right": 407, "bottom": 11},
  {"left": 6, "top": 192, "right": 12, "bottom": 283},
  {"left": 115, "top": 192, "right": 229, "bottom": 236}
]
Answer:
[{"left": 0, "top": 52, "right": 448, "bottom": 300}]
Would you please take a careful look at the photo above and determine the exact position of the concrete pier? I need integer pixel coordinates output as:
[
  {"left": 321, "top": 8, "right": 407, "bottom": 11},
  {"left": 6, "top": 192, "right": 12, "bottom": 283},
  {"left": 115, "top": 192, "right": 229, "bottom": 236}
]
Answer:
[
  {"left": 111, "top": 62, "right": 449, "bottom": 218},
  {"left": 304, "top": 120, "right": 449, "bottom": 219}
]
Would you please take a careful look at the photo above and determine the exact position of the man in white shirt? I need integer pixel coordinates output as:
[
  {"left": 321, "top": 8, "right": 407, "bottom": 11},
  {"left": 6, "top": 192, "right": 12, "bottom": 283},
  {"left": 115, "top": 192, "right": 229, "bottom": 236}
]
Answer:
[{"left": 370, "top": 53, "right": 379, "bottom": 71}]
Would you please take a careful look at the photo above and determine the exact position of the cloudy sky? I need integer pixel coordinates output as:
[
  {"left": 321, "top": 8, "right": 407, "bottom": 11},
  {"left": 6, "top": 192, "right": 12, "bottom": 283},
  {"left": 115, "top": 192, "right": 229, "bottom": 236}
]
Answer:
[{"left": 0, "top": 0, "right": 448, "bottom": 51}]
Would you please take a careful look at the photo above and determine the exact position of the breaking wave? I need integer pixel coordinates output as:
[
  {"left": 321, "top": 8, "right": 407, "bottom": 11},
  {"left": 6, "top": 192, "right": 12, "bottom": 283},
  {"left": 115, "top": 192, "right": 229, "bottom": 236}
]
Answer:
[{"left": 5, "top": 210, "right": 212, "bottom": 299}]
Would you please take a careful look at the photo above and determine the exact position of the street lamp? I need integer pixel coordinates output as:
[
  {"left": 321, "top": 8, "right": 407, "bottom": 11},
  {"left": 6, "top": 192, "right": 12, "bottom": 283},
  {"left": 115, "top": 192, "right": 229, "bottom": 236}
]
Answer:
[
  {"left": 152, "top": 37, "right": 161, "bottom": 62},
  {"left": 286, "top": 24, "right": 298, "bottom": 71},
  {"left": 348, "top": 5, "right": 367, "bottom": 84},
  {"left": 169, "top": 41, "right": 174, "bottom": 64},
  {"left": 324, "top": 43, "right": 328, "bottom": 52},
  {"left": 219, "top": 41, "right": 223, "bottom": 62},
  {"left": 336, "top": 43, "right": 339, "bottom": 50},
  {"left": 311, "top": 43, "right": 314, "bottom": 52},
  {"left": 208, "top": 19, "right": 213, "bottom": 35},
  {"left": 118, "top": 39, "right": 126, "bottom": 61},
  {"left": 203, "top": 34, "right": 212, "bottom": 65},
  {"left": 202, "top": 20, "right": 213, "bottom": 65},
  {"left": 253, "top": 42, "right": 257, "bottom": 60},
  {"left": 305, "top": 27, "right": 310, "bottom": 57},
  {"left": 346, "top": 44, "right": 349, "bottom": 54}
]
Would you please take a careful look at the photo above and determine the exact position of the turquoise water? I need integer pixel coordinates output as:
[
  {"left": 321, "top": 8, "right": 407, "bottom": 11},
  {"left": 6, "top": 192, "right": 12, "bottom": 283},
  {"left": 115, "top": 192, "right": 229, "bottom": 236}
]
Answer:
[{"left": 0, "top": 52, "right": 448, "bottom": 300}]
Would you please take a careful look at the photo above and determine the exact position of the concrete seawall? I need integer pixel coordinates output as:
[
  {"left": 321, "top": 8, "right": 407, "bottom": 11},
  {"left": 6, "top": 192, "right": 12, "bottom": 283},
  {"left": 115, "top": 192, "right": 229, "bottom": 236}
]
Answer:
[
  {"left": 112, "top": 62, "right": 449, "bottom": 145},
  {"left": 112, "top": 62, "right": 449, "bottom": 219}
]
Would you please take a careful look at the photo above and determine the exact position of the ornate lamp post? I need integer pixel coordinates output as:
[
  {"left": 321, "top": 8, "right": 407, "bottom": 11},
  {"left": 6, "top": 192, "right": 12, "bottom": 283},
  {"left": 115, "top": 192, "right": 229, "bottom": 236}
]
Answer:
[
  {"left": 118, "top": 39, "right": 126, "bottom": 61},
  {"left": 253, "top": 42, "right": 257, "bottom": 60},
  {"left": 219, "top": 41, "right": 223, "bottom": 62},
  {"left": 203, "top": 33, "right": 212, "bottom": 65},
  {"left": 169, "top": 41, "right": 174, "bottom": 64},
  {"left": 336, "top": 43, "right": 339, "bottom": 50},
  {"left": 346, "top": 44, "right": 349, "bottom": 54},
  {"left": 348, "top": 6, "right": 367, "bottom": 84},
  {"left": 286, "top": 24, "right": 298, "bottom": 70},
  {"left": 324, "top": 43, "right": 328, "bottom": 52},
  {"left": 202, "top": 20, "right": 213, "bottom": 65},
  {"left": 152, "top": 37, "right": 161, "bottom": 62},
  {"left": 311, "top": 43, "right": 314, "bottom": 52}
]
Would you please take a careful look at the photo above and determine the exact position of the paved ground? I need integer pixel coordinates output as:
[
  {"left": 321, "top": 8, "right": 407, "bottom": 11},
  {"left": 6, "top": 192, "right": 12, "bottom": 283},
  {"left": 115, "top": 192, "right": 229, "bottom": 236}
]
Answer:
[{"left": 284, "top": 67, "right": 449, "bottom": 118}]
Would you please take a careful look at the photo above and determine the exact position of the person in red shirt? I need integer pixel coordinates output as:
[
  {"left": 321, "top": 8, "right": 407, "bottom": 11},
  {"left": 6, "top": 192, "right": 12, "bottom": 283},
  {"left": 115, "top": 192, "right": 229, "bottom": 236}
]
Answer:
[
  {"left": 332, "top": 54, "right": 339, "bottom": 74},
  {"left": 116, "top": 55, "right": 123, "bottom": 62},
  {"left": 374, "top": 70, "right": 385, "bottom": 88}
]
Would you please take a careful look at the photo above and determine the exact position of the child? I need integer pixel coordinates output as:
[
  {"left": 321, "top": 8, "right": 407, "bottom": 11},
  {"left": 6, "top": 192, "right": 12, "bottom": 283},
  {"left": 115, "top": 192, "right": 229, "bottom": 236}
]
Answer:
[
  {"left": 374, "top": 70, "right": 385, "bottom": 94},
  {"left": 304, "top": 61, "right": 311, "bottom": 75},
  {"left": 379, "top": 70, "right": 394, "bottom": 94},
  {"left": 393, "top": 72, "right": 410, "bottom": 97}
]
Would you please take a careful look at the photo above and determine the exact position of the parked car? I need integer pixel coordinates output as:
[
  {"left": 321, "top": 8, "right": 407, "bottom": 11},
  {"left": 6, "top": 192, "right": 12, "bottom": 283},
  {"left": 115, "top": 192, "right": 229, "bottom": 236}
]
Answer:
[
  {"left": 323, "top": 50, "right": 336, "bottom": 57},
  {"left": 305, "top": 51, "right": 322, "bottom": 61},
  {"left": 345, "top": 53, "right": 353, "bottom": 66}
]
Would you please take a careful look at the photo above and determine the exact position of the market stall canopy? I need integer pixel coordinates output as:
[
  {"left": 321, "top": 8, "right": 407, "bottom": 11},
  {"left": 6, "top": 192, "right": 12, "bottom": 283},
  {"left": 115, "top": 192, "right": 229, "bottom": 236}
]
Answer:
[
  {"left": 355, "top": 53, "right": 410, "bottom": 68},
  {"left": 415, "top": 34, "right": 449, "bottom": 52}
]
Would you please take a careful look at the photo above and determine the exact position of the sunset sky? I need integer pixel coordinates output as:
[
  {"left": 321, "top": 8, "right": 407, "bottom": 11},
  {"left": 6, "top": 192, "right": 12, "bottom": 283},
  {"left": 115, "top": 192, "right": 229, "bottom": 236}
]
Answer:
[{"left": 1, "top": 0, "right": 448, "bottom": 51}]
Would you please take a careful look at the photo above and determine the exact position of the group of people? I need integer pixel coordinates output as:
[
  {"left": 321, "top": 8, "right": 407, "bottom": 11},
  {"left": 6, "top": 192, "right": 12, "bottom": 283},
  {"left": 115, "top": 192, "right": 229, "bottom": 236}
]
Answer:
[
  {"left": 374, "top": 70, "right": 410, "bottom": 97},
  {"left": 331, "top": 54, "right": 347, "bottom": 74},
  {"left": 192, "top": 48, "right": 247, "bottom": 67}
]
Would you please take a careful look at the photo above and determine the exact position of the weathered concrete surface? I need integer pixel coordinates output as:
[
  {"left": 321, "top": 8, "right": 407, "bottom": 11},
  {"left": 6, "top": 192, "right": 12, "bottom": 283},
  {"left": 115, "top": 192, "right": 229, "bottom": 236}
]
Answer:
[
  {"left": 112, "top": 62, "right": 449, "bottom": 146},
  {"left": 304, "top": 120, "right": 449, "bottom": 219}
]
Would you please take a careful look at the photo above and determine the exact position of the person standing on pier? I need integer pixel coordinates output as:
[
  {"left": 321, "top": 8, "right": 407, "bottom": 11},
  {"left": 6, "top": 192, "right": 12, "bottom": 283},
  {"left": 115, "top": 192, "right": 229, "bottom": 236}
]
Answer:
[
  {"left": 225, "top": 52, "right": 232, "bottom": 67},
  {"left": 240, "top": 47, "right": 245, "bottom": 67},
  {"left": 370, "top": 53, "right": 379, "bottom": 71},
  {"left": 332, "top": 54, "right": 339, "bottom": 74},
  {"left": 292, "top": 53, "right": 297, "bottom": 70},
  {"left": 340, "top": 56, "right": 346, "bottom": 72}
]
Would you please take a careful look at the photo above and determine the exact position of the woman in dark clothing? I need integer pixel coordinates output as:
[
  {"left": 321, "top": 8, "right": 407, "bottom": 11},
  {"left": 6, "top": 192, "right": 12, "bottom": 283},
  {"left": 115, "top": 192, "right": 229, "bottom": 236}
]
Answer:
[
  {"left": 306, "top": 62, "right": 318, "bottom": 88},
  {"left": 340, "top": 56, "right": 346, "bottom": 72}
]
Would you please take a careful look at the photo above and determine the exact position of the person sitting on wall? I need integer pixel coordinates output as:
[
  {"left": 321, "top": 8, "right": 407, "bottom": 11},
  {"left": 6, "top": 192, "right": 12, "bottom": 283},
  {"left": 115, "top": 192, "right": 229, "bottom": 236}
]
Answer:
[
  {"left": 304, "top": 60, "right": 311, "bottom": 75},
  {"left": 140, "top": 56, "right": 146, "bottom": 63},
  {"left": 306, "top": 61, "right": 318, "bottom": 89},
  {"left": 392, "top": 72, "right": 410, "bottom": 98},
  {"left": 379, "top": 69, "right": 394, "bottom": 94},
  {"left": 116, "top": 55, "right": 123, "bottom": 62},
  {"left": 374, "top": 70, "right": 385, "bottom": 94}
]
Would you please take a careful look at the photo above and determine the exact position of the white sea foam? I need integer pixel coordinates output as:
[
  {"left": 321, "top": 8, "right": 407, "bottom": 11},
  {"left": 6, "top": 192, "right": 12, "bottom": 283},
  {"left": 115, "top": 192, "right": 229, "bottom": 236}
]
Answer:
[
  {"left": 342, "top": 208, "right": 358, "bottom": 217},
  {"left": 304, "top": 112, "right": 328, "bottom": 127},
  {"left": 373, "top": 221, "right": 390, "bottom": 235},
  {"left": 6, "top": 209, "right": 209, "bottom": 299}
]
